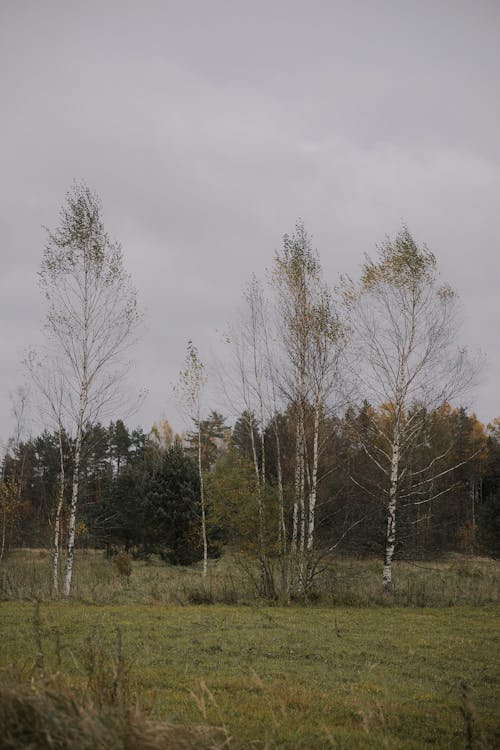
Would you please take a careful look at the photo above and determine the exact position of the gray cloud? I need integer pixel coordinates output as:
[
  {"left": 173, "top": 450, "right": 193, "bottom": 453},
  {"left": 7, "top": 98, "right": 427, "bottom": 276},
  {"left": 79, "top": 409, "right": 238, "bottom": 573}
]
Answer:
[{"left": 1, "top": 0, "right": 499, "bottom": 444}]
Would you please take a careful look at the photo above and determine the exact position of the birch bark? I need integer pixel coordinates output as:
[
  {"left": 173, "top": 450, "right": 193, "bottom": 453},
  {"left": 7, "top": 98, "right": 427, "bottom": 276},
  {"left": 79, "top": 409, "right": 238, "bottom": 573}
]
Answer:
[
  {"left": 52, "top": 428, "right": 65, "bottom": 594},
  {"left": 345, "top": 227, "right": 475, "bottom": 590},
  {"left": 38, "top": 183, "right": 140, "bottom": 595}
]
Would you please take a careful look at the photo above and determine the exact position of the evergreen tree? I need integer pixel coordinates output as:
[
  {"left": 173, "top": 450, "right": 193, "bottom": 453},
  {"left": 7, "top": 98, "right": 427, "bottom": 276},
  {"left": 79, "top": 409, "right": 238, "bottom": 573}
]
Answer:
[
  {"left": 186, "top": 411, "right": 229, "bottom": 470},
  {"left": 144, "top": 445, "right": 202, "bottom": 564}
]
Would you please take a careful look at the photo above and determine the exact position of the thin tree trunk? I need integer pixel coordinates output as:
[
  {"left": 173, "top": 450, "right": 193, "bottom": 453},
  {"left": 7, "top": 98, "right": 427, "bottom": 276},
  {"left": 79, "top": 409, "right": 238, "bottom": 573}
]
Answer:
[
  {"left": 0, "top": 461, "right": 5, "bottom": 562},
  {"left": 299, "top": 411, "right": 306, "bottom": 557},
  {"left": 307, "top": 401, "right": 320, "bottom": 552},
  {"left": 52, "top": 429, "right": 65, "bottom": 594},
  {"left": 247, "top": 411, "right": 264, "bottom": 548},
  {"left": 293, "top": 404, "right": 306, "bottom": 589},
  {"left": 291, "top": 416, "right": 301, "bottom": 556},
  {"left": 248, "top": 284, "right": 274, "bottom": 595},
  {"left": 275, "top": 425, "right": 288, "bottom": 596},
  {"left": 0, "top": 508, "right": 6, "bottom": 562},
  {"left": 64, "top": 254, "right": 89, "bottom": 596},
  {"left": 198, "top": 425, "right": 208, "bottom": 577},
  {"left": 274, "top": 420, "right": 286, "bottom": 551},
  {"left": 304, "top": 400, "right": 321, "bottom": 591},
  {"left": 251, "top": 339, "right": 266, "bottom": 487},
  {"left": 382, "top": 342, "right": 409, "bottom": 592},
  {"left": 261, "top": 305, "right": 288, "bottom": 593},
  {"left": 64, "top": 416, "right": 84, "bottom": 596},
  {"left": 383, "top": 434, "right": 400, "bottom": 591},
  {"left": 247, "top": 411, "right": 272, "bottom": 595},
  {"left": 470, "top": 479, "right": 477, "bottom": 553},
  {"left": 252, "top": 380, "right": 268, "bottom": 586}
]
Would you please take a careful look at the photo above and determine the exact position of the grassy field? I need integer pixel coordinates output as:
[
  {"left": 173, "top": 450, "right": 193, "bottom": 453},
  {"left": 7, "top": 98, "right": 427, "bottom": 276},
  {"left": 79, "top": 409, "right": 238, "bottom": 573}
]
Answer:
[
  {"left": 1, "top": 551, "right": 499, "bottom": 748},
  {"left": 2, "top": 548, "right": 500, "bottom": 607},
  {"left": 1, "top": 602, "right": 499, "bottom": 748}
]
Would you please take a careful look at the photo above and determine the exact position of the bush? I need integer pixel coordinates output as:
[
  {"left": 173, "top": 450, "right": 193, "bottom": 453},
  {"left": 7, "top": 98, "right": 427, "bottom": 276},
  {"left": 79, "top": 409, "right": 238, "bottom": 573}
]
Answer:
[{"left": 112, "top": 553, "right": 132, "bottom": 578}]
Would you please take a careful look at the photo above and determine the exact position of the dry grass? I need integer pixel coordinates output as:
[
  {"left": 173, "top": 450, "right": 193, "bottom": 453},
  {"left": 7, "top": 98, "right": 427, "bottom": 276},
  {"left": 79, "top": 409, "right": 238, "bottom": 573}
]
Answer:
[
  {"left": 0, "top": 678, "right": 227, "bottom": 750},
  {"left": 0, "top": 610, "right": 229, "bottom": 750},
  {"left": 1, "top": 548, "right": 499, "bottom": 608}
]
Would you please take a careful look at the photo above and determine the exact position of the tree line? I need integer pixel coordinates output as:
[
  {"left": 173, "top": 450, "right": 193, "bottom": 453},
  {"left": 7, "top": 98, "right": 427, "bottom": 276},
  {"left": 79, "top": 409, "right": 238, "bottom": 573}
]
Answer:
[
  {"left": 1, "top": 182, "right": 498, "bottom": 599},
  {"left": 2, "top": 406, "right": 499, "bottom": 585}
]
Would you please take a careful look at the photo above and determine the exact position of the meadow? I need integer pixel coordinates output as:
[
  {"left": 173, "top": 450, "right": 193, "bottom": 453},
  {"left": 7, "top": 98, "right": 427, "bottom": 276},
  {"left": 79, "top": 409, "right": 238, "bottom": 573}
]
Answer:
[{"left": 1, "top": 550, "right": 499, "bottom": 749}]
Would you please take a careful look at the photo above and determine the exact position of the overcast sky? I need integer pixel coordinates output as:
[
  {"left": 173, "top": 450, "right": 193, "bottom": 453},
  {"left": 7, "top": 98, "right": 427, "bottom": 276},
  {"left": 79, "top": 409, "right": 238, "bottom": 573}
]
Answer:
[{"left": 1, "top": 0, "right": 499, "bottom": 446}]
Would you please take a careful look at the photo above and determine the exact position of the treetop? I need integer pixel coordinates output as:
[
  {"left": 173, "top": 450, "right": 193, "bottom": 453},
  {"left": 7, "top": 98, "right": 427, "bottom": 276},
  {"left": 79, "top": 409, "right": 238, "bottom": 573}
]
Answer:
[{"left": 361, "top": 226, "right": 438, "bottom": 291}]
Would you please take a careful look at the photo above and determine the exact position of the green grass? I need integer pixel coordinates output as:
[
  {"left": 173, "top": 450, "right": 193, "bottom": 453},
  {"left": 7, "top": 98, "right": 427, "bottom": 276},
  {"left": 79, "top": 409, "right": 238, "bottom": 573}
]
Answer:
[
  {"left": 1, "top": 549, "right": 499, "bottom": 747},
  {"left": 1, "top": 600, "right": 499, "bottom": 748}
]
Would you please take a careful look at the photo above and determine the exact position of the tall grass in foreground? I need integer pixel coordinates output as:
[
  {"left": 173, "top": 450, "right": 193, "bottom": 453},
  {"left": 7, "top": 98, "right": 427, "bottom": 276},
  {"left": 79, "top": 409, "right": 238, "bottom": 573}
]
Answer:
[
  {"left": 0, "top": 679, "right": 228, "bottom": 750},
  {"left": 1, "top": 549, "right": 498, "bottom": 607},
  {"left": 0, "top": 608, "right": 228, "bottom": 750},
  {"left": 0, "top": 655, "right": 493, "bottom": 750}
]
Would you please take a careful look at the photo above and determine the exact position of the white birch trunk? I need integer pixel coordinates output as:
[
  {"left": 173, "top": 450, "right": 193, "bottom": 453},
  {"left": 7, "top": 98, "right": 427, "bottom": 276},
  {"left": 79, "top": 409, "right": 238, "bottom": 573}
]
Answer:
[
  {"left": 274, "top": 422, "right": 286, "bottom": 553},
  {"left": 37, "top": 185, "right": 140, "bottom": 596},
  {"left": 247, "top": 411, "right": 265, "bottom": 551},
  {"left": 64, "top": 415, "right": 84, "bottom": 596},
  {"left": 52, "top": 430, "right": 65, "bottom": 594},
  {"left": 291, "top": 417, "right": 301, "bottom": 556},
  {"left": 262, "top": 309, "right": 287, "bottom": 589},
  {"left": 307, "top": 401, "right": 320, "bottom": 552},
  {"left": 64, "top": 253, "right": 89, "bottom": 597},
  {"left": 383, "top": 434, "right": 400, "bottom": 591},
  {"left": 250, "top": 319, "right": 267, "bottom": 570},
  {"left": 198, "top": 424, "right": 208, "bottom": 577},
  {"left": 297, "top": 408, "right": 306, "bottom": 587},
  {"left": 304, "top": 399, "right": 321, "bottom": 590},
  {"left": 298, "top": 416, "right": 306, "bottom": 557},
  {"left": 274, "top": 420, "right": 288, "bottom": 595}
]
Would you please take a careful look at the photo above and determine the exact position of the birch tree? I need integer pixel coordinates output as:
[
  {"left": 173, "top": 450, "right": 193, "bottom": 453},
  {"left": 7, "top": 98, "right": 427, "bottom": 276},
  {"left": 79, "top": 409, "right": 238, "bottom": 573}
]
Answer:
[
  {"left": 236, "top": 279, "right": 281, "bottom": 596},
  {"left": 273, "top": 223, "right": 343, "bottom": 590},
  {"left": 222, "top": 225, "right": 342, "bottom": 596},
  {"left": 345, "top": 227, "right": 475, "bottom": 591},
  {"left": 177, "top": 341, "right": 209, "bottom": 577},
  {"left": 39, "top": 183, "right": 140, "bottom": 595},
  {"left": 218, "top": 275, "right": 286, "bottom": 597}
]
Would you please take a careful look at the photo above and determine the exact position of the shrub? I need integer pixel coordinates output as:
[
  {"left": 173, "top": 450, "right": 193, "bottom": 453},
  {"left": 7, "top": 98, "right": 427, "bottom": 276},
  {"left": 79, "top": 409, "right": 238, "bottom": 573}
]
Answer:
[{"left": 112, "top": 553, "right": 132, "bottom": 579}]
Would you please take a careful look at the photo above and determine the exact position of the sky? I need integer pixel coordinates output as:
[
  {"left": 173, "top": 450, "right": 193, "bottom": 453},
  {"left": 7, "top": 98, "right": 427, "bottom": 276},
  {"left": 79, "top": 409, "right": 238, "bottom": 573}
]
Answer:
[{"left": 1, "top": 0, "right": 499, "bottom": 446}]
